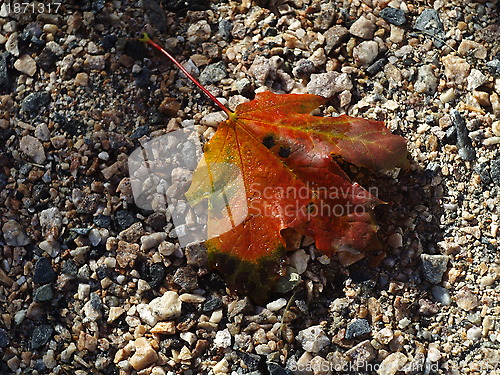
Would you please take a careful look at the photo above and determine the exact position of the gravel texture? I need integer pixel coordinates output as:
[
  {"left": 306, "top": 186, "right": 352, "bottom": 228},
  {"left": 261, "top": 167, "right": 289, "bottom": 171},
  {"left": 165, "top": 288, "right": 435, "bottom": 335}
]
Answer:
[{"left": 1, "top": 0, "right": 500, "bottom": 374}]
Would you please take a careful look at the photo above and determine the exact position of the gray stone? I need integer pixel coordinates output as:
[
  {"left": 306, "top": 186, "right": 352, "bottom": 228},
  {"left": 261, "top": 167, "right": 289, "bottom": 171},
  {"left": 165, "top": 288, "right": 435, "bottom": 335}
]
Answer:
[
  {"left": 353, "top": 41, "right": 379, "bottom": 67},
  {"left": 414, "top": 9, "right": 446, "bottom": 47},
  {"left": 0, "top": 328, "right": 9, "bottom": 348},
  {"left": 33, "top": 284, "right": 53, "bottom": 302},
  {"left": 31, "top": 324, "right": 53, "bottom": 350},
  {"left": 486, "top": 59, "right": 500, "bottom": 76},
  {"left": 20, "top": 135, "right": 46, "bottom": 164},
  {"left": 173, "top": 266, "right": 198, "bottom": 291},
  {"left": 345, "top": 319, "right": 371, "bottom": 339},
  {"left": 21, "top": 91, "right": 51, "bottom": 115},
  {"left": 0, "top": 53, "right": 9, "bottom": 91},
  {"left": 380, "top": 7, "right": 406, "bottom": 26},
  {"left": 324, "top": 26, "right": 349, "bottom": 55},
  {"left": 421, "top": 254, "right": 448, "bottom": 284},
  {"left": 451, "top": 109, "right": 476, "bottom": 160},
  {"left": 2, "top": 220, "right": 30, "bottom": 246},
  {"left": 490, "top": 160, "right": 500, "bottom": 185},
  {"left": 33, "top": 258, "right": 56, "bottom": 285},
  {"left": 306, "top": 71, "right": 352, "bottom": 98},
  {"left": 431, "top": 286, "right": 451, "bottom": 306},
  {"left": 199, "top": 61, "right": 227, "bottom": 85},
  {"left": 142, "top": 0, "right": 167, "bottom": 33}
]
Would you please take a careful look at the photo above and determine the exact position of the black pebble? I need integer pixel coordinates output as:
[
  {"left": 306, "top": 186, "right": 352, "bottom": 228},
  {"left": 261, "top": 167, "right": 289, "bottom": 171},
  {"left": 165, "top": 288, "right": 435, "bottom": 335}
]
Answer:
[
  {"left": 37, "top": 47, "right": 58, "bottom": 72},
  {"left": 380, "top": 7, "right": 406, "bottom": 26},
  {"left": 93, "top": 214, "right": 111, "bottom": 228},
  {"left": 366, "top": 58, "right": 388, "bottom": 76},
  {"left": 202, "top": 295, "right": 223, "bottom": 312},
  {"left": 115, "top": 210, "right": 137, "bottom": 230},
  {"left": 31, "top": 324, "right": 53, "bottom": 350},
  {"left": 148, "top": 263, "right": 166, "bottom": 288},
  {"left": 21, "top": 92, "right": 51, "bottom": 115},
  {"left": 124, "top": 40, "right": 149, "bottom": 60},
  {"left": 101, "top": 35, "right": 118, "bottom": 51},
  {"left": 0, "top": 53, "right": 9, "bottom": 92},
  {"left": 0, "top": 328, "right": 9, "bottom": 348},
  {"left": 490, "top": 160, "right": 500, "bottom": 185},
  {"left": 33, "top": 258, "right": 56, "bottom": 285}
]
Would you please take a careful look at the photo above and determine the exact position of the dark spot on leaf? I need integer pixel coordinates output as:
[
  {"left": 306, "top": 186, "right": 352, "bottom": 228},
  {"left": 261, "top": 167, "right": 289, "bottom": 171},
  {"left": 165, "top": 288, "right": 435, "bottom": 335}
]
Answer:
[
  {"left": 262, "top": 135, "right": 275, "bottom": 149},
  {"left": 278, "top": 146, "right": 291, "bottom": 158}
]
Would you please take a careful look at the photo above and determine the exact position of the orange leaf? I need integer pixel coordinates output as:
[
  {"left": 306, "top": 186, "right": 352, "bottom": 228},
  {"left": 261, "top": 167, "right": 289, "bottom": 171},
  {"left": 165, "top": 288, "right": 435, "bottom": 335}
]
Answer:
[{"left": 186, "top": 91, "right": 408, "bottom": 303}]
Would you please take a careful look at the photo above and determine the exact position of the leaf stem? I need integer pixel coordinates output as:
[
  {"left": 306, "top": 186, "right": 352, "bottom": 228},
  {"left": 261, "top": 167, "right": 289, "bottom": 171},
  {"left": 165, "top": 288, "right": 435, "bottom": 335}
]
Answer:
[{"left": 139, "top": 33, "right": 233, "bottom": 117}]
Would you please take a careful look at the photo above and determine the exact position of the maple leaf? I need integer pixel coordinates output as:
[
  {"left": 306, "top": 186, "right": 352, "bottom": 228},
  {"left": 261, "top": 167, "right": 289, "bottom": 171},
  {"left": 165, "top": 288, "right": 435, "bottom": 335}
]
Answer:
[
  {"left": 139, "top": 34, "right": 409, "bottom": 304},
  {"left": 184, "top": 92, "right": 408, "bottom": 303}
]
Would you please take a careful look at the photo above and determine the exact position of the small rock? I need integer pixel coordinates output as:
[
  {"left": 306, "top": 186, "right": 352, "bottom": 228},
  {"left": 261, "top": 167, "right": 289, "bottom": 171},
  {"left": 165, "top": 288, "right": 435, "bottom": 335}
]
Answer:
[
  {"left": 288, "top": 249, "right": 310, "bottom": 274},
  {"left": 84, "top": 55, "right": 106, "bottom": 70},
  {"left": 377, "top": 352, "right": 407, "bottom": 375},
  {"left": 21, "top": 91, "right": 51, "bottom": 115},
  {"left": 420, "top": 254, "right": 448, "bottom": 284},
  {"left": 0, "top": 53, "right": 9, "bottom": 91},
  {"left": 414, "top": 9, "right": 446, "bottom": 47},
  {"left": 266, "top": 298, "right": 287, "bottom": 312},
  {"left": 248, "top": 56, "right": 281, "bottom": 86},
  {"left": 292, "top": 59, "right": 315, "bottom": 77},
  {"left": 324, "top": 25, "right": 349, "bottom": 55},
  {"left": 149, "top": 291, "right": 182, "bottom": 323},
  {"left": 0, "top": 328, "right": 9, "bottom": 348},
  {"left": 349, "top": 16, "right": 376, "bottom": 39},
  {"left": 33, "top": 284, "right": 53, "bottom": 302},
  {"left": 466, "top": 326, "right": 482, "bottom": 341},
  {"left": 344, "top": 340, "right": 376, "bottom": 367},
  {"left": 345, "top": 319, "right": 371, "bottom": 339},
  {"left": 491, "top": 160, "right": 500, "bottom": 185},
  {"left": 20, "top": 135, "right": 46, "bottom": 164},
  {"left": 214, "top": 328, "right": 232, "bottom": 348},
  {"left": 467, "top": 69, "right": 487, "bottom": 91},
  {"left": 199, "top": 61, "right": 227, "bottom": 85},
  {"left": 232, "top": 78, "right": 252, "bottom": 94},
  {"left": 306, "top": 71, "right": 352, "bottom": 97},
  {"left": 173, "top": 266, "right": 198, "bottom": 291},
  {"left": 366, "top": 58, "right": 388, "bottom": 76},
  {"left": 442, "top": 55, "right": 470, "bottom": 87},
  {"left": 186, "top": 20, "right": 211, "bottom": 44},
  {"left": 14, "top": 54, "right": 37, "bottom": 76},
  {"left": 6, "top": 32, "right": 19, "bottom": 57},
  {"left": 414, "top": 65, "right": 438, "bottom": 94},
  {"left": 458, "top": 40, "right": 488, "bottom": 59},
  {"left": 75, "top": 72, "right": 89, "bottom": 86},
  {"left": 486, "top": 59, "right": 500, "bottom": 76},
  {"left": 353, "top": 41, "right": 379, "bottom": 67},
  {"left": 455, "top": 287, "right": 479, "bottom": 311},
  {"left": 380, "top": 7, "right": 406, "bottom": 26},
  {"left": 203, "top": 295, "right": 223, "bottom": 312},
  {"left": 34, "top": 123, "right": 50, "bottom": 142},
  {"left": 143, "top": 0, "right": 167, "bottom": 33},
  {"left": 140, "top": 232, "right": 166, "bottom": 251},
  {"left": 37, "top": 48, "right": 58, "bottom": 72},
  {"left": 130, "top": 337, "right": 158, "bottom": 371},
  {"left": 31, "top": 324, "right": 53, "bottom": 350},
  {"left": 2, "top": 220, "right": 30, "bottom": 246},
  {"left": 450, "top": 109, "right": 476, "bottom": 160},
  {"left": 296, "top": 325, "right": 330, "bottom": 353},
  {"left": 33, "top": 258, "right": 56, "bottom": 285}
]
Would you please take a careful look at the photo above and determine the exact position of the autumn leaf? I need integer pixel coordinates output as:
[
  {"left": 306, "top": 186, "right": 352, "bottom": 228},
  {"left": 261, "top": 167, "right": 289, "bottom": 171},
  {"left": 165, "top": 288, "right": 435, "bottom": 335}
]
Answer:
[{"left": 140, "top": 34, "right": 409, "bottom": 304}]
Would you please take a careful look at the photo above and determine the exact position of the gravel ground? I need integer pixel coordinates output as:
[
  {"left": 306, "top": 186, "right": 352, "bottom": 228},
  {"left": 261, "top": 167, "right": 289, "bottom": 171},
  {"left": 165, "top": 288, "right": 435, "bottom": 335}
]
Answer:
[{"left": 1, "top": 0, "right": 500, "bottom": 374}]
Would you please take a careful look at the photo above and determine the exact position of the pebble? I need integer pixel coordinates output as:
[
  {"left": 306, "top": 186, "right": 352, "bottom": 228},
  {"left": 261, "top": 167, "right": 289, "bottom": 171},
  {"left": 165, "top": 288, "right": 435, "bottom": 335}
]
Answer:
[
  {"left": 140, "top": 232, "right": 166, "bottom": 251},
  {"left": 345, "top": 319, "right": 372, "bottom": 339},
  {"left": 31, "top": 324, "right": 53, "bottom": 350},
  {"left": 83, "top": 292, "right": 103, "bottom": 321},
  {"left": 306, "top": 71, "right": 352, "bottom": 98},
  {"left": 491, "top": 160, "right": 500, "bottom": 185},
  {"left": 130, "top": 337, "right": 158, "bottom": 371},
  {"left": 14, "top": 54, "right": 37, "bottom": 76},
  {"left": 6, "top": 32, "right": 20, "bottom": 57},
  {"left": 324, "top": 25, "right": 349, "bottom": 54},
  {"left": 173, "top": 266, "right": 198, "bottom": 291},
  {"left": 349, "top": 16, "right": 376, "bottom": 39},
  {"left": 75, "top": 72, "right": 89, "bottom": 86},
  {"left": 35, "top": 123, "right": 50, "bottom": 141},
  {"left": 455, "top": 287, "right": 479, "bottom": 311},
  {"left": 486, "top": 59, "right": 500, "bottom": 76},
  {"left": 141, "top": 291, "right": 182, "bottom": 326},
  {"left": 344, "top": 340, "right": 376, "bottom": 367},
  {"left": 214, "top": 328, "right": 232, "bottom": 348},
  {"left": 467, "top": 69, "right": 487, "bottom": 91},
  {"left": 458, "top": 40, "right": 488, "bottom": 59},
  {"left": 374, "top": 327, "right": 394, "bottom": 345},
  {"left": 420, "top": 254, "right": 448, "bottom": 284},
  {"left": 33, "top": 258, "right": 56, "bottom": 285},
  {"left": 2, "top": 220, "right": 30, "bottom": 246},
  {"left": 296, "top": 325, "right": 330, "bottom": 353},
  {"left": 414, "top": 65, "right": 438, "bottom": 94},
  {"left": 353, "top": 41, "right": 379, "bottom": 67},
  {"left": 442, "top": 56, "right": 470, "bottom": 87},
  {"left": 19, "top": 135, "right": 46, "bottom": 164},
  {"left": 414, "top": 9, "right": 446, "bottom": 47},
  {"left": 450, "top": 109, "right": 476, "bottom": 160},
  {"left": 266, "top": 298, "right": 287, "bottom": 312},
  {"left": 248, "top": 56, "right": 280, "bottom": 86},
  {"left": 377, "top": 352, "right": 407, "bottom": 375},
  {"left": 21, "top": 91, "right": 51, "bottom": 115},
  {"left": 466, "top": 326, "right": 482, "bottom": 341},
  {"left": 0, "top": 53, "right": 9, "bottom": 90},
  {"left": 288, "top": 250, "right": 310, "bottom": 274},
  {"left": 379, "top": 7, "right": 406, "bottom": 26},
  {"left": 199, "top": 61, "right": 227, "bottom": 85},
  {"left": 33, "top": 284, "right": 53, "bottom": 302}
]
